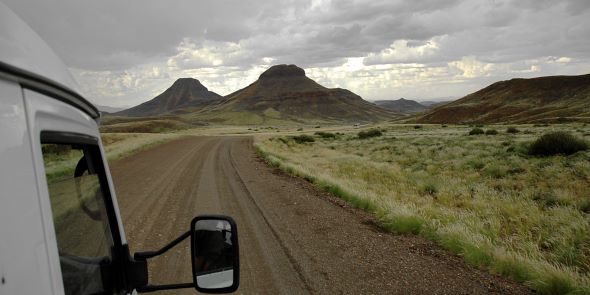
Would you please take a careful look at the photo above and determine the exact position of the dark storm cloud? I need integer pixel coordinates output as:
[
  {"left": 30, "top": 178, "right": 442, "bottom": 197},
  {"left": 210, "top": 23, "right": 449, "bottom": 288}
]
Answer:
[
  {"left": 6, "top": 0, "right": 590, "bottom": 71},
  {"left": 3, "top": 0, "right": 283, "bottom": 70}
]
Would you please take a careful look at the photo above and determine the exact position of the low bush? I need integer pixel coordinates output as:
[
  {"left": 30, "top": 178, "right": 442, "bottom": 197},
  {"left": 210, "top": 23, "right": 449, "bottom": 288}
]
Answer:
[
  {"left": 414, "top": 125, "right": 422, "bottom": 129},
  {"left": 506, "top": 127, "right": 520, "bottom": 134},
  {"left": 291, "top": 135, "right": 315, "bottom": 144},
  {"left": 485, "top": 129, "right": 498, "bottom": 135},
  {"left": 528, "top": 132, "right": 588, "bottom": 156},
  {"left": 469, "top": 128, "right": 485, "bottom": 135},
  {"left": 422, "top": 183, "right": 438, "bottom": 195},
  {"left": 314, "top": 131, "right": 336, "bottom": 139},
  {"left": 358, "top": 129, "right": 383, "bottom": 139}
]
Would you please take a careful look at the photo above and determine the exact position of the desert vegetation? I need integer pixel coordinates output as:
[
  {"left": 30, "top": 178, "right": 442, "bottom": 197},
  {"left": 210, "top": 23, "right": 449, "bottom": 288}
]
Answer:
[
  {"left": 256, "top": 124, "right": 590, "bottom": 294},
  {"left": 358, "top": 128, "right": 383, "bottom": 139}
]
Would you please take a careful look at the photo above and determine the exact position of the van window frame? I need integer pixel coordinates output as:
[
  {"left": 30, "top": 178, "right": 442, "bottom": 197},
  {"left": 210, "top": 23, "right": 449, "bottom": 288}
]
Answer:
[{"left": 40, "top": 130, "right": 123, "bottom": 249}]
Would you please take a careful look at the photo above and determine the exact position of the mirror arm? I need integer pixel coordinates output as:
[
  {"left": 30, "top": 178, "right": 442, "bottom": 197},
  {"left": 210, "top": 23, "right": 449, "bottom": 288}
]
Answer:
[
  {"left": 134, "top": 230, "right": 191, "bottom": 260},
  {"left": 136, "top": 282, "right": 194, "bottom": 293}
]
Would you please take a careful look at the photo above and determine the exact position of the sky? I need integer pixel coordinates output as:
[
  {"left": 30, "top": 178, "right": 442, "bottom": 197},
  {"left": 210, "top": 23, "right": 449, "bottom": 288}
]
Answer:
[{"left": 4, "top": 0, "right": 590, "bottom": 108}]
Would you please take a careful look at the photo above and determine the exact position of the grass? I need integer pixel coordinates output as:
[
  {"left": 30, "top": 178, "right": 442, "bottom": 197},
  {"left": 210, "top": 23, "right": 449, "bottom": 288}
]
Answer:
[{"left": 255, "top": 123, "right": 590, "bottom": 294}]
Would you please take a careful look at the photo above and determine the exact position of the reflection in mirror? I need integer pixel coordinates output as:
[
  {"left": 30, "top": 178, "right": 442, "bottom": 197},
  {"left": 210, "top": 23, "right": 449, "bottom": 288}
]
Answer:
[{"left": 193, "top": 219, "right": 235, "bottom": 289}]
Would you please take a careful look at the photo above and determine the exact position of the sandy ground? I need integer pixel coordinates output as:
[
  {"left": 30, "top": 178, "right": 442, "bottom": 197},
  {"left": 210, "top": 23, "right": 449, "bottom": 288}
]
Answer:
[{"left": 110, "top": 136, "right": 532, "bottom": 295}]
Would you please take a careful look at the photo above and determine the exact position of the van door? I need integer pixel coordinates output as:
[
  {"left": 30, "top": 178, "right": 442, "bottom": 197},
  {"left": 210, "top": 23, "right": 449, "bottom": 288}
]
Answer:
[{"left": 24, "top": 89, "right": 128, "bottom": 294}]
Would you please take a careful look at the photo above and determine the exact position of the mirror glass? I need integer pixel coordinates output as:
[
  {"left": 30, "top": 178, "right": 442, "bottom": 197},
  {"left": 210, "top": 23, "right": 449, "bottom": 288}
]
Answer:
[{"left": 193, "top": 219, "right": 235, "bottom": 290}]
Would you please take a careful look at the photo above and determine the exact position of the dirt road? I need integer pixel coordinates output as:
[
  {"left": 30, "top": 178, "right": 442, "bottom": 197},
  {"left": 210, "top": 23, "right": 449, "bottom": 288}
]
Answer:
[{"left": 110, "top": 136, "right": 531, "bottom": 294}]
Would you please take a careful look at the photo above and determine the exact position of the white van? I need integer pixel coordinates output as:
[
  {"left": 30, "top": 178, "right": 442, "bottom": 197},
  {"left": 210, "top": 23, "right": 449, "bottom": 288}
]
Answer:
[{"left": 0, "top": 3, "right": 239, "bottom": 294}]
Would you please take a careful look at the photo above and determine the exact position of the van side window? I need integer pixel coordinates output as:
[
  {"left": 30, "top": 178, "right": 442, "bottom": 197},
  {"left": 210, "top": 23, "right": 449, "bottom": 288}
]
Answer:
[{"left": 41, "top": 139, "right": 114, "bottom": 295}]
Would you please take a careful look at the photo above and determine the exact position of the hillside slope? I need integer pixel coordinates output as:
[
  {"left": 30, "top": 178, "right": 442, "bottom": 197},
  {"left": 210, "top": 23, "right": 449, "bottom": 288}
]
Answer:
[
  {"left": 416, "top": 74, "right": 590, "bottom": 124},
  {"left": 116, "top": 78, "right": 222, "bottom": 117},
  {"left": 374, "top": 98, "right": 428, "bottom": 114},
  {"left": 198, "top": 64, "right": 399, "bottom": 124}
]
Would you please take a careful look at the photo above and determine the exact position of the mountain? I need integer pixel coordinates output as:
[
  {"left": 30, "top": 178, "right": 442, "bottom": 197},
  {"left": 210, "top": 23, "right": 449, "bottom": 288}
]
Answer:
[
  {"left": 116, "top": 78, "right": 222, "bottom": 117},
  {"left": 415, "top": 74, "right": 590, "bottom": 124},
  {"left": 94, "top": 104, "right": 126, "bottom": 114},
  {"left": 200, "top": 64, "right": 399, "bottom": 123},
  {"left": 421, "top": 100, "right": 453, "bottom": 108},
  {"left": 374, "top": 98, "right": 428, "bottom": 114}
]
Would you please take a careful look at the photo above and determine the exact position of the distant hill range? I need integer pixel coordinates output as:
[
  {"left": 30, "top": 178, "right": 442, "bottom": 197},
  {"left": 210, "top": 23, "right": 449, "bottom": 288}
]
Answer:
[
  {"left": 115, "top": 64, "right": 399, "bottom": 124},
  {"left": 94, "top": 104, "right": 126, "bottom": 114},
  {"left": 416, "top": 74, "right": 590, "bottom": 124},
  {"left": 374, "top": 98, "right": 429, "bottom": 114},
  {"left": 116, "top": 78, "right": 222, "bottom": 117},
  {"left": 202, "top": 64, "right": 398, "bottom": 123}
]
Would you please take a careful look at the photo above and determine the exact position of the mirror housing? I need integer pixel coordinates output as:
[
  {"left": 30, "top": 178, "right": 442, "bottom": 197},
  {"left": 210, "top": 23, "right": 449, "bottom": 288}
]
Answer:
[{"left": 191, "top": 215, "right": 239, "bottom": 293}]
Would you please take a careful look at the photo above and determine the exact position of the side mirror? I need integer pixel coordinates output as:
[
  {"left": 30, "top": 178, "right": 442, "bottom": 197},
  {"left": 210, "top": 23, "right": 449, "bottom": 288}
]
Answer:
[
  {"left": 133, "top": 215, "right": 239, "bottom": 293},
  {"left": 191, "top": 215, "right": 239, "bottom": 293}
]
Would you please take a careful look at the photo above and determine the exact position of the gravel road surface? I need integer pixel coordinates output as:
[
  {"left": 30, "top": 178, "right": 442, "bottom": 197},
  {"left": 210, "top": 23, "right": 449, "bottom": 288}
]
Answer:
[{"left": 110, "top": 136, "right": 532, "bottom": 295}]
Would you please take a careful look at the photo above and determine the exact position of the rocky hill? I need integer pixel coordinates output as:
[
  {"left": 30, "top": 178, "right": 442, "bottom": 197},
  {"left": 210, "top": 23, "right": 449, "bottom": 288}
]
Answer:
[
  {"left": 415, "top": 74, "right": 590, "bottom": 123},
  {"left": 374, "top": 98, "right": 428, "bottom": 114},
  {"left": 200, "top": 64, "right": 399, "bottom": 124},
  {"left": 116, "top": 78, "right": 222, "bottom": 117}
]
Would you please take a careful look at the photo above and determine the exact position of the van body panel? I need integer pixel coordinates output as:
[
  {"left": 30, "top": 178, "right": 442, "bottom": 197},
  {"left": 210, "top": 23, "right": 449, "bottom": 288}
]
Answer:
[{"left": 0, "top": 78, "right": 54, "bottom": 294}]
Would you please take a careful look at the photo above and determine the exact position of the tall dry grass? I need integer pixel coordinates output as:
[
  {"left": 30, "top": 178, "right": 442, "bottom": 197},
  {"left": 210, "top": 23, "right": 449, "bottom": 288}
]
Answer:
[{"left": 255, "top": 124, "right": 590, "bottom": 294}]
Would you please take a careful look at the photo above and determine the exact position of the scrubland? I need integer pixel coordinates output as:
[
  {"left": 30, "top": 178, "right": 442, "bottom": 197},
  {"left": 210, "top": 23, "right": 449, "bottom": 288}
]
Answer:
[{"left": 255, "top": 124, "right": 590, "bottom": 294}]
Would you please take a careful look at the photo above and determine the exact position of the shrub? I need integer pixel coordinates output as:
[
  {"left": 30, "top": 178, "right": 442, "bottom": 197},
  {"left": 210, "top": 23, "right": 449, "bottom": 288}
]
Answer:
[
  {"left": 466, "top": 159, "right": 485, "bottom": 170},
  {"left": 485, "top": 165, "right": 506, "bottom": 179},
  {"left": 485, "top": 129, "right": 498, "bottom": 135},
  {"left": 358, "top": 129, "right": 383, "bottom": 139},
  {"left": 469, "top": 128, "right": 485, "bottom": 135},
  {"left": 441, "top": 124, "right": 448, "bottom": 128},
  {"left": 414, "top": 125, "right": 422, "bottom": 129},
  {"left": 296, "top": 128, "right": 303, "bottom": 131},
  {"left": 528, "top": 132, "right": 588, "bottom": 156},
  {"left": 423, "top": 183, "right": 438, "bottom": 195},
  {"left": 506, "top": 127, "right": 520, "bottom": 134},
  {"left": 291, "top": 135, "right": 315, "bottom": 144},
  {"left": 314, "top": 131, "right": 336, "bottom": 139}
]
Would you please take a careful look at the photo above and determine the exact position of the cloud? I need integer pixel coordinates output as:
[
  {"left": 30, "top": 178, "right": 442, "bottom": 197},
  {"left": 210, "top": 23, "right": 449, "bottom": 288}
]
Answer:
[
  {"left": 364, "top": 39, "right": 440, "bottom": 65},
  {"left": 4, "top": 0, "right": 590, "bottom": 107},
  {"left": 448, "top": 57, "right": 496, "bottom": 78}
]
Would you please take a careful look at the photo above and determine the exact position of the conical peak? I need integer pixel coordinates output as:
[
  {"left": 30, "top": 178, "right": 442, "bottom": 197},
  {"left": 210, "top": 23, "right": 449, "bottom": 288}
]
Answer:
[
  {"left": 171, "top": 78, "right": 207, "bottom": 91},
  {"left": 259, "top": 64, "right": 306, "bottom": 80}
]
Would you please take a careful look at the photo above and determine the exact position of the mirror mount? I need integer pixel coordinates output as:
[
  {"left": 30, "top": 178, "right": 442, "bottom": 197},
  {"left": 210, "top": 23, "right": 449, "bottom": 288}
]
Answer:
[
  {"left": 134, "top": 230, "right": 191, "bottom": 261},
  {"left": 133, "top": 230, "right": 193, "bottom": 293}
]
